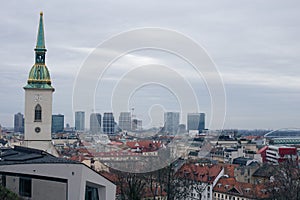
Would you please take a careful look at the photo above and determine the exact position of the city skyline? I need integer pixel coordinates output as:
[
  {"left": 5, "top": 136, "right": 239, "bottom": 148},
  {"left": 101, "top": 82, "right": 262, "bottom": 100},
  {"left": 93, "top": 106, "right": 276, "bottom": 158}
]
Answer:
[{"left": 1, "top": 1, "right": 300, "bottom": 129}]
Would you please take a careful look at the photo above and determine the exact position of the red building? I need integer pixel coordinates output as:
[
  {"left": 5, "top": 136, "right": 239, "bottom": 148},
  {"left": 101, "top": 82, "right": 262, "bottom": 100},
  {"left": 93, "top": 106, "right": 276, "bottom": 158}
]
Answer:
[{"left": 259, "top": 145, "right": 298, "bottom": 164}]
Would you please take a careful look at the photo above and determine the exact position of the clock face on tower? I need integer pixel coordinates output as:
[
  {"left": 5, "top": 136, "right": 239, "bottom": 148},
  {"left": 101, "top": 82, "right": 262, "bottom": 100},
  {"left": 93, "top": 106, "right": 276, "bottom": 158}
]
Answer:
[
  {"left": 35, "top": 127, "right": 41, "bottom": 133},
  {"left": 34, "top": 94, "right": 42, "bottom": 102}
]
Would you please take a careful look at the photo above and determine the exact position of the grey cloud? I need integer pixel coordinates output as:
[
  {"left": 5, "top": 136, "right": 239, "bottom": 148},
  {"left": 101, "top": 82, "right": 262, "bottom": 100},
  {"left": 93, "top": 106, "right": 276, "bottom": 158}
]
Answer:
[{"left": 0, "top": 0, "right": 299, "bottom": 129}]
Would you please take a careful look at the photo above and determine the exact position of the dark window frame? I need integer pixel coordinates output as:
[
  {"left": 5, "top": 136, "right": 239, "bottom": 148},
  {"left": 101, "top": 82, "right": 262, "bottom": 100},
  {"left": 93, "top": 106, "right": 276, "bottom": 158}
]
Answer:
[
  {"left": 34, "top": 104, "right": 42, "bottom": 122},
  {"left": 85, "top": 185, "right": 99, "bottom": 200},
  {"left": 1, "top": 175, "right": 6, "bottom": 187},
  {"left": 19, "top": 177, "right": 32, "bottom": 197}
]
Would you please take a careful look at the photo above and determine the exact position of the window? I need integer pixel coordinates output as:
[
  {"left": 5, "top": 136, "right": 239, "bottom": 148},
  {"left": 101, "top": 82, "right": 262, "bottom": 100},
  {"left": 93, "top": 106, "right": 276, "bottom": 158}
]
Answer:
[
  {"left": 85, "top": 185, "right": 99, "bottom": 200},
  {"left": 0, "top": 175, "right": 6, "bottom": 187},
  {"left": 34, "top": 104, "right": 42, "bottom": 121},
  {"left": 19, "top": 177, "right": 31, "bottom": 197}
]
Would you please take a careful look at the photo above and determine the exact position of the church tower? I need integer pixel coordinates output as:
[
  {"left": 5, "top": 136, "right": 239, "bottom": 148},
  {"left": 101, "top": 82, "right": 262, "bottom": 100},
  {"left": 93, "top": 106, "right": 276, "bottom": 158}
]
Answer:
[{"left": 23, "top": 12, "right": 56, "bottom": 154}]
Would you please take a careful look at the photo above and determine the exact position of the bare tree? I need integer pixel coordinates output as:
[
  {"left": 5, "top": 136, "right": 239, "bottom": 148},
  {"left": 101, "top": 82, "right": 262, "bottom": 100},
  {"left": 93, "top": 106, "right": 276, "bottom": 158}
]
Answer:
[
  {"left": 112, "top": 169, "right": 146, "bottom": 200},
  {"left": 265, "top": 159, "right": 300, "bottom": 200}
]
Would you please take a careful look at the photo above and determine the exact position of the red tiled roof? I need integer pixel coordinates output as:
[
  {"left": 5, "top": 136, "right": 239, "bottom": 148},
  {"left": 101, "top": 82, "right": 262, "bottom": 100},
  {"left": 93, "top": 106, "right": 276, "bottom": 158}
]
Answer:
[
  {"left": 220, "top": 164, "right": 237, "bottom": 177},
  {"left": 126, "top": 140, "right": 162, "bottom": 153},
  {"left": 69, "top": 155, "right": 86, "bottom": 162},
  {"left": 177, "top": 164, "right": 223, "bottom": 183},
  {"left": 92, "top": 150, "right": 140, "bottom": 157},
  {"left": 108, "top": 141, "right": 123, "bottom": 146},
  {"left": 214, "top": 177, "right": 269, "bottom": 199},
  {"left": 126, "top": 140, "right": 162, "bottom": 149},
  {"left": 99, "top": 171, "right": 119, "bottom": 183}
]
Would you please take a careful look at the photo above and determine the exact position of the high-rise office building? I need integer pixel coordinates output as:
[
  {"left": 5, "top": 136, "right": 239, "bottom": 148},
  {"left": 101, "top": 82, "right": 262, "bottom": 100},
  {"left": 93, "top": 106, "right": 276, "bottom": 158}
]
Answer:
[
  {"left": 103, "top": 113, "right": 115, "bottom": 135},
  {"left": 187, "top": 113, "right": 205, "bottom": 133},
  {"left": 178, "top": 124, "right": 186, "bottom": 134},
  {"left": 118, "top": 112, "right": 131, "bottom": 131},
  {"left": 14, "top": 112, "right": 24, "bottom": 133},
  {"left": 75, "top": 111, "right": 85, "bottom": 131},
  {"left": 90, "top": 113, "right": 101, "bottom": 134},
  {"left": 199, "top": 113, "right": 205, "bottom": 131},
  {"left": 132, "top": 119, "right": 142, "bottom": 131},
  {"left": 52, "top": 114, "right": 64, "bottom": 133},
  {"left": 164, "top": 112, "right": 180, "bottom": 134}
]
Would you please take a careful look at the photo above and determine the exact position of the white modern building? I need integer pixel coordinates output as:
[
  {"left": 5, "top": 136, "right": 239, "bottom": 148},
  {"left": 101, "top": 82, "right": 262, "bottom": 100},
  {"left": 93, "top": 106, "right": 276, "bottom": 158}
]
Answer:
[{"left": 0, "top": 146, "right": 116, "bottom": 200}]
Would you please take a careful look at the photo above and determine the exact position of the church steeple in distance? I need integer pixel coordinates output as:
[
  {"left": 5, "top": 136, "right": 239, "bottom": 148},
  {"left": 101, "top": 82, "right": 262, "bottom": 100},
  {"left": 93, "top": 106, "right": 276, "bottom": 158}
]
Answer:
[
  {"left": 24, "top": 12, "right": 54, "bottom": 90},
  {"left": 23, "top": 12, "right": 57, "bottom": 156},
  {"left": 35, "top": 12, "right": 46, "bottom": 64}
]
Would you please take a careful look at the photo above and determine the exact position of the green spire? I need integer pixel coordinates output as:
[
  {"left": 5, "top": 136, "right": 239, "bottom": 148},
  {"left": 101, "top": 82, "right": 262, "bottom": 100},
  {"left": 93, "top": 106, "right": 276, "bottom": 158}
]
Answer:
[
  {"left": 24, "top": 12, "right": 54, "bottom": 91},
  {"left": 35, "top": 12, "right": 46, "bottom": 51}
]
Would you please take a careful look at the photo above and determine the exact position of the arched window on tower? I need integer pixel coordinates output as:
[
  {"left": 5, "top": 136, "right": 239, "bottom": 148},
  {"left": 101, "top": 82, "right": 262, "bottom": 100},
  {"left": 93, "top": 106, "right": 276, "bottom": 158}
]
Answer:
[{"left": 34, "top": 104, "right": 42, "bottom": 122}]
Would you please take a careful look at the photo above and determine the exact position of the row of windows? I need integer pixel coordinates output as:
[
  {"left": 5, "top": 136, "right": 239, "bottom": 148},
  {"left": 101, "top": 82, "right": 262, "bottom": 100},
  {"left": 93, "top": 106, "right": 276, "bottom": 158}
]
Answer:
[{"left": 214, "top": 193, "right": 246, "bottom": 200}]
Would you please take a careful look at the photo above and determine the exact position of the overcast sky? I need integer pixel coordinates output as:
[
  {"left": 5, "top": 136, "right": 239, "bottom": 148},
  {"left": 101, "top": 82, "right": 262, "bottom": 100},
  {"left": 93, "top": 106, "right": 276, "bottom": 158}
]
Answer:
[{"left": 1, "top": 1, "right": 300, "bottom": 129}]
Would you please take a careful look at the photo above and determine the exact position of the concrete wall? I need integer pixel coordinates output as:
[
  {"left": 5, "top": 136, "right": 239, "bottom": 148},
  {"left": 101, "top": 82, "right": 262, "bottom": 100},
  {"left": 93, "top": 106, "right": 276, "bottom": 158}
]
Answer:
[
  {"left": 6, "top": 176, "right": 19, "bottom": 195},
  {"left": 24, "top": 89, "right": 53, "bottom": 141},
  {"left": 32, "top": 179, "right": 67, "bottom": 200},
  {"left": 4, "top": 175, "right": 67, "bottom": 200}
]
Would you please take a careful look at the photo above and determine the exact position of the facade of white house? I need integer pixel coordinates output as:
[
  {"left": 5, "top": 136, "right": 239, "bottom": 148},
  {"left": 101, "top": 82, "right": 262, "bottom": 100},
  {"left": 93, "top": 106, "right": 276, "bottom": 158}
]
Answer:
[{"left": 0, "top": 146, "right": 116, "bottom": 200}]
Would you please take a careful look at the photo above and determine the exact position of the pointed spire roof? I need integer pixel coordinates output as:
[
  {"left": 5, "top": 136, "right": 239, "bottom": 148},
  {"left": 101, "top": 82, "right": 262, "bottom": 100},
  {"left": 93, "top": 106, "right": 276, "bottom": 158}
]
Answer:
[
  {"left": 24, "top": 12, "right": 54, "bottom": 91},
  {"left": 35, "top": 12, "right": 46, "bottom": 51}
]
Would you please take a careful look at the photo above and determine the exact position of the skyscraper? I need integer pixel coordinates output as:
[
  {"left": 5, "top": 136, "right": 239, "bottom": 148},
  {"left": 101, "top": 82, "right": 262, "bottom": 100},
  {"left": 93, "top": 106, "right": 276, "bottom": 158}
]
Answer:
[
  {"left": 187, "top": 113, "right": 205, "bottom": 133},
  {"left": 132, "top": 119, "right": 142, "bottom": 131},
  {"left": 90, "top": 113, "right": 101, "bottom": 134},
  {"left": 75, "top": 111, "right": 85, "bottom": 131},
  {"left": 118, "top": 112, "right": 131, "bottom": 131},
  {"left": 23, "top": 12, "right": 55, "bottom": 152},
  {"left": 164, "top": 112, "right": 180, "bottom": 134},
  {"left": 199, "top": 113, "right": 205, "bottom": 131},
  {"left": 52, "top": 114, "right": 64, "bottom": 133},
  {"left": 14, "top": 112, "right": 24, "bottom": 133},
  {"left": 103, "top": 112, "right": 115, "bottom": 135}
]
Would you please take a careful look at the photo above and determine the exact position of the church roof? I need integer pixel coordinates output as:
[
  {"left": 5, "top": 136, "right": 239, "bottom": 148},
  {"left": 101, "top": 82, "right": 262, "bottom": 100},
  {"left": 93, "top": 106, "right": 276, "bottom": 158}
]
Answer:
[
  {"left": 24, "top": 12, "right": 54, "bottom": 90},
  {"left": 35, "top": 12, "right": 46, "bottom": 51}
]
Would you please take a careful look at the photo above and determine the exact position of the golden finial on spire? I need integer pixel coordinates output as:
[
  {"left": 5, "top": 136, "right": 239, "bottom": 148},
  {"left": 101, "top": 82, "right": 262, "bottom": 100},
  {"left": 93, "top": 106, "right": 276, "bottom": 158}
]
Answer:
[{"left": 40, "top": 11, "right": 43, "bottom": 16}]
